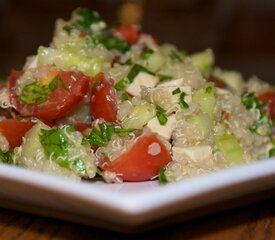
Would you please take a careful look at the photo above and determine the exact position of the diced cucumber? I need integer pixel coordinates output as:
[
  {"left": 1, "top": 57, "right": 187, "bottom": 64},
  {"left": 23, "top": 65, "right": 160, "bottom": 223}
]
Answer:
[
  {"left": 190, "top": 49, "right": 214, "bottom": 76},
  {"left": 20, "top": 122, "right": 50, "bottom": 161},
  {"left": 213, "top": 69, "right": 244, "bottom": 93},
  {"left": 215, "top": 134, "right": 245, "bottom": 165},
  {"left": 145, "top": 51, "right": 165, "bottom": 72},
  {"left": 38, "top": 46, "right": 103, "bottom": 76},
  {"left": 16, "top": 122, "right": 96, "bottom": 179},
  {"left": 121, "top": 103, "right": 156, "bottom": 129},
  {"left": 187, "top": 112, "right": 213, "bottom": 139},
  {"left": 192, "top": 82, "right": 216, "bottom": 117}
]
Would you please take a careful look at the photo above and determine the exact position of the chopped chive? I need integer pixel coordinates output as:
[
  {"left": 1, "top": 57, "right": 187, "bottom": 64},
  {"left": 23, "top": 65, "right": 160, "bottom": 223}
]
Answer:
[
  {"left": 158, "top": 74, "right": 172, "bottom": 82},
  {"left": 205, "top": 86, "right": 213, "bottom": 93},
  {"left": 127, "top": 64, "right": 154, "bottom": 83},
  {"left": 63, "top": 25, "right": 73, "bottom": 35},
  {"left": 141, "top": 49, "right": 154, "bottom": 59},
  {"left": 114, "top": 127, "right": 135, "bottom": 137},
  {"left": 156, "top": 111, "right": 168, "bottom": 125},
  {"left": 115, "top": 78, "right": 129, "bottom": 91},
  {"left": 179, "top": 92, "right": 189, "bottom": 109},
  {"left": 172, "top": 88, "right": 181, "bottom": 95},
  {"left": 156, "top": 105, "right": 168, "bottom": 125},
  {"left": 169, "top": 50, "right": 183, "bottom": 62},
  {"left": 158, "top": 168, "right": 168, "bottom": 184},
  {"left": 268, "top": 148, "right": 275, "bottom": 158},
  {"left": 48, "top": 75, "right": 59, "bottom": 92},
  {"left": 120, "top": 92, "right": 129, "bottom": 101}
]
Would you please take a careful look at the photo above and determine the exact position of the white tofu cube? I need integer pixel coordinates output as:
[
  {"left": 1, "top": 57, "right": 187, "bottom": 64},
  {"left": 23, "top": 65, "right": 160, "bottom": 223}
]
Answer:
[
  {"left": 173, "top": 145, "right": 212, "bottom": 163},
  {"left": 126, "top": 72, "right": 159, "bottom": 96},
  {"left": 147, "top": 114, "right": 176, "bottom": 140},
  {"left": 158, "top": 78, "right": 185, "bottom": 87}
]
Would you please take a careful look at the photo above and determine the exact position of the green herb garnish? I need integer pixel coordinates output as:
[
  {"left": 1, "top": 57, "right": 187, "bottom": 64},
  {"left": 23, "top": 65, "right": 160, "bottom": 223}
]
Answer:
[
  {"left": 72, "top": 159, "right": 87, "bottom": 175},
  {"left": 268, "top": 148, "right": 275, "bottom": 158},
  {"left": 179, "top": 92, "right": 189, "bottom": 109},
  {"left": 158, "top": 74, "right": 172, "bottom": 82},
  {"left": 206, "top": 86, "right": 213, "bottom": 93},
  {"left": 141, "top": 49, "right": 154, "bottom": 59},
  {"left": 115, "top": 78, "right": 129, "bottom": 91},
  {"left": 120, "top": 92, "right": 129, "bottom": 102},
  {"left": 158, "top": 168, "right": 168, "bottom": 184},
  {"left": 0, "top": 73, "right": 8, "bottom": 82},
  {"left": 39, "top": 126, "right": 74, "bottom": 167},
  {"left": 20, "top": 82, "right": 51, "bottom": 104},
  {"left": 101, "top": 36, "right": 130, "bottom": 53},
  {"left": 170, "top": 50, "right": 183, "bottom": 62},
  {"left": 172, "top": 88, "right": 181, "bottom": 95},
  {"left": 0, "top": 150, "right": 13, "bottom": 164},
  {"left": 84, "top": 123, "right": 135, "bottom": 146},
  {"left": 73, "top": 8, "right": 102, "bottom": 31},
  {"left": 127, "top": 64, "right": 154, "bottom": 83},
  {"left": 156, "top": 105, "right": 168, "bottom": 125}
]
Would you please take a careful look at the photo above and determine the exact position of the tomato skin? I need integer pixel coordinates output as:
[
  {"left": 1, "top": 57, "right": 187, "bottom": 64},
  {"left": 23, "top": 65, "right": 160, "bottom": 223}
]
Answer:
[
  {"left": 258, "top": 91, "right": 275, "bottom": 120},
  {"left": 90, "top": 73, "right": 118, "bottom": 122},
  {"left": 9, "top": 70, "right": 90, "bottom": 121},
  {"left": 0, "top": 119, "right": 34, "bottom": 148},
  {"left": 113, "top": 24, "right": 140, "bottom": 44},
  {"left": 100, "top": 134, "right": 172, "bottom": 182}
]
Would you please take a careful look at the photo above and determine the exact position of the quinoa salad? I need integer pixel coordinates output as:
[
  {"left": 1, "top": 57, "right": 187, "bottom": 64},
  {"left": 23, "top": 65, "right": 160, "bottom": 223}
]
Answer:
[{"left": 0, "top": 8, "right": 274, "bottom": 183}]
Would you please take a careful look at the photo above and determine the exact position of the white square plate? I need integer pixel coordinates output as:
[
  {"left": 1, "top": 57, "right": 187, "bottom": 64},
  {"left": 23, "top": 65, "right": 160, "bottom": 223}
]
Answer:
[{"left": 1, "top": 159, "right": 275, "bottom": 232}]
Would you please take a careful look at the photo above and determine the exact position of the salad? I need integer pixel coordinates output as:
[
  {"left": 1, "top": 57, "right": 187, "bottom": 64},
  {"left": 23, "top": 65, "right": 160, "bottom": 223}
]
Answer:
[{"left": 0, "top": 8, "right": 274, "bottom": 183}]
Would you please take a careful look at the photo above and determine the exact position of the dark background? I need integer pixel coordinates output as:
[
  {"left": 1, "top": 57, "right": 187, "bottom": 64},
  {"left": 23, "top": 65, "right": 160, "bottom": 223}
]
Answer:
[{"left": 0, "top": 0, "right": 274, "bottom": 83}]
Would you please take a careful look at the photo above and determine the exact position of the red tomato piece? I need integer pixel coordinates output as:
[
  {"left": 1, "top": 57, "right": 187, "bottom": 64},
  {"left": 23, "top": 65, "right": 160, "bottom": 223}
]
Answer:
[
  {"left": 90, "top": 73, "right": 118, "bottom": 122},
  {"left": 99, "top": 134, "right": 172, "bottom": 182},
  {"left": 9, "top": 70, "right": 90, "bottom": 121},
  {"left": 0, "top": 119, "right": 35, "bottom": 148},
  {"left": 74, "top": 123, "right": 91, "bottom": 132},
  {"left": 258, "top": 91, "right": 275, "bottom": 120},
  {"left": 113, "top": 24, "right": 140, "bottom": 44}
]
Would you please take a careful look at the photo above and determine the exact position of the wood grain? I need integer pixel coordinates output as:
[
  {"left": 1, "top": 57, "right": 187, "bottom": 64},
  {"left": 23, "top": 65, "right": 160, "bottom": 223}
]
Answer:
[{"left": 0, "top": 197, "right": 274, "bottom": 240}]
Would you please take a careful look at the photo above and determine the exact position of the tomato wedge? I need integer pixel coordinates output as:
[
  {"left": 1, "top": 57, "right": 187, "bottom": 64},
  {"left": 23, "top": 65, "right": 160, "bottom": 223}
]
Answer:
[
  {"left": 113, "top": 24, "right": 140, "bottom": 44},
  {"left": 99, "top": 134, "right": 172, "bottom": 181},
  {"left": 0, "top": 119, "right": 34, "bottom": 148},
  {"left": 9, "top": 70, "right": 90, "bottom": 121},
  {"left": 90, "top": 72, "right": 118, "bottom": 122},
  {"left": 258, "top": 90, "right": 275, "bottom": 120}
]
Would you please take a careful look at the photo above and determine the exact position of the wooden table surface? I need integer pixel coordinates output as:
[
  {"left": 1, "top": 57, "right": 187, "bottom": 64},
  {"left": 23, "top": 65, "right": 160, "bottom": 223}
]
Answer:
[{"left": 0, "top": 196, "right": 274, "bottom": 240}]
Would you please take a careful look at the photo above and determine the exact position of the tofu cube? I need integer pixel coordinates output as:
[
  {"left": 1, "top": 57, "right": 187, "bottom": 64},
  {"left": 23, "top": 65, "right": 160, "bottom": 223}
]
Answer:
[
  {"left": 147, "top": 114, "right": 176, "bottom": 140},
  {"left": 126, "top": 72, "right": 159, "bottom": 96}
]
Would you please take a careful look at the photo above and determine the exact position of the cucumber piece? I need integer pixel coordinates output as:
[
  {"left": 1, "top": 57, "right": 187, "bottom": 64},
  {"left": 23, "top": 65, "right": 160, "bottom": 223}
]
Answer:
[
  {"left": 215, "top": 134, "right": 245, "bottom": 165},
  {"left": 20, "top": 122, "right": 50, "bottom": 161},
  {"left": 121, "top": 103, "right": 156, "bottom": 129},
  {"left": 16, "top": 122, "right": 96, "bottom": 179},
  {"left": 187, "top": 112, "right": 213, "bottom": 139},
  {"left": 145, "top": 51, "right": 165, "bottom": 72},
  {"left": 192, "top": 82, "right": 216, "bottom": 117},
  {"left": 38, "top": 46, "right": 103, "bottom": 76},
  {"left": 190, "top": 49, "right": 214, "bottom": 76}
]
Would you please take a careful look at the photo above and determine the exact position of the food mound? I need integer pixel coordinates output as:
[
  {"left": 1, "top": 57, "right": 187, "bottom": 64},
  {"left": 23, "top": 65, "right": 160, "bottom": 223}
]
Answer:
[{"left": 0, "top": 8, "right": 274, "bottom": 183}]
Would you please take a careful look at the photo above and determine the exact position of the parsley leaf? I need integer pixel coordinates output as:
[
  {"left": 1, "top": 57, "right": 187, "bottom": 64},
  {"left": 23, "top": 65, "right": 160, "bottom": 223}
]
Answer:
[
  {"left": 39, "top": 127, "right": 74, "bottom": 167},
  {"left": 73, "top": 8, "right": 102, "bottom": 31},
  {"left": 20, "top": 82, "right": 51, "bottom": 104},
  {"left": 158, "top": 168, "right": 168, "bottom": 184},
  {"left": 101, "top": 36, "right": 130, "bottom": 53},
  {"left": 0, "top": 150, "right": 13, "bottom": 164}
]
